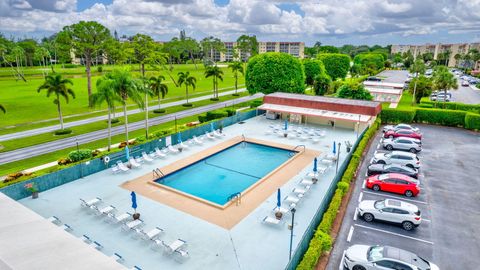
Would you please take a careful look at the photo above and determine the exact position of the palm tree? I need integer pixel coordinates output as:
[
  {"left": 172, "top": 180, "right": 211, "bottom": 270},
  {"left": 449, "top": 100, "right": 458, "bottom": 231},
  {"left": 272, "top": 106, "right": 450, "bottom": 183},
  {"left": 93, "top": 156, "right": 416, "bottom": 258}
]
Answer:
[
  {"left": 149, "top": 75, "right": 169, "bottom": 112},
  {"left": 177, "top": 71, "right": 196, "bottom": 105},
  {"left": 139, "top": 78, "right": 153, "bottom": 138},
  {"left": 109, "top": 69, "right": 144, "bottom": 145},
  {"left": 409, "top": 59, "right": 426, "bottom": 105},
  {"left": 433, "top": 66, "right": 458, "bottom": 108},
  {"left": 204, "top": 65, "right": 224, "bottom": 100},
  {"left": 0, "top": 104, "right": 5, "bottom": 113},
  {"left": 228, "top": 61, "right": 244, "bottom": 96},
  {"left": 37, "top": 73, "right": 75, "bottom": 130},
  {"left": 90, "top": 77, "right": 121, "bottom": 151}
]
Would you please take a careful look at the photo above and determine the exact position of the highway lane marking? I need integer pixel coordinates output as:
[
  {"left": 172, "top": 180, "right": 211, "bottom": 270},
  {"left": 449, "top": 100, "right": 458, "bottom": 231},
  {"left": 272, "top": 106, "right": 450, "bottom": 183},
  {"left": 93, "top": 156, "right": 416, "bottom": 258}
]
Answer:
[
  {"left": 354, "top": 224, "right": 434, "bottom": 245},
  {"left": 347, "top": 226, "right": 354, "bottom": 242},
  {"left": 353, "top": 208, "right": 358, "bottom": 221},
  {"left": 362, "top": 190, "right": 428, "bottom": 205},
  {"left": 358, "top": 192, "right": 363, "bottom": 203}
]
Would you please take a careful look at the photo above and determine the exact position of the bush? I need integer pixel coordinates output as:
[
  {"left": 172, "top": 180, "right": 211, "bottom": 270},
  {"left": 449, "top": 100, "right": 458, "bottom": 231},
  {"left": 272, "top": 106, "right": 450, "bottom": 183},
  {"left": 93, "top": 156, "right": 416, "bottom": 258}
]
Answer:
[
  {"left": 64, "top": 64, "right": 77, "bottom": 68},
  {"left": 418, "top": 103, "right": 433, "bottom": 108},
  {"left": 4, "top": 172, "right": 24, "bottom": 182},
  {"left": 153, "top": 130, "right": 170, "bottom": 138},
  {"left": 225, "top": 108, "right": 236, "bottom": 117},
  {"left": 337, "top": 181, "right": 350, "bottom": 194},
  {"left": 182, "top": 103, "right": 193, "bottom": 107},
  {"left": 303, "top": 59, "right": 326, "bottom": 86},
  {"left": 313, "top": 73, "right": 331, "bottom": 96},
  {"left": 97, "top": 66, "right": 103, "bottom": 73},
  {"left": 153, "top": 109, "right": 166, "bottom": 114},
  {"left": 68, "top": 149, "right": 92, "bottom": 162},
  {"left": 465, "top": 113, "right": 480, "bottom": 130},
  {"left": 57, "top": 158, "right": 72, "bottom": 166},
  {"left": 246, "top": 52, "right": 305, "bottom": 95},
  {"left": 318, "top": 189, "right": 343, "bottom": 233},
  {"left": 420, "top": 100, "right": 480, "bottom": 113},
  {"left": 198, "top": 114, "right": 208, "bottom": 123},
  {"left": 337, "top": 82, "right": 373, "bottom": 100},
  {"left": 296, "top": 231, "right": 332, "bottom": 270},
  {"left": 54, "top": 129, "right": 73, "bottom": 135},
  {"left": 206, "top": 110, "right": 228, "bottom": 121},
  {"left": 136, "top": 136, "right": 146, "bottom": 143},
  {"left": 317, "top": 53, "right": 351, "bottom": 80},
  {"left": 250, "top": 100, "right": 263, "bottom": 108},
  {"left": 414, "top": 108, "right": 466, "bottom": 127},
  {"left": 380, "top": 109, "right": 416, "bottom": 124},
  {"left": 108, "top": 118, "right": 120, "bottom": 124}
]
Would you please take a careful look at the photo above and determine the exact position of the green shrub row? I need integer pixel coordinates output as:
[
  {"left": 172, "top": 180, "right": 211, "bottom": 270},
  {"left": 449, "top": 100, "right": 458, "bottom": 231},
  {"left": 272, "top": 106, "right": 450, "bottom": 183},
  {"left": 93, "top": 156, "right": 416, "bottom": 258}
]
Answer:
[
  {"left": 465, "top": 113, "right": 480, "bottom": 130},
  {"left": 198, "top": 108, "right": 239, "bottom": 123},
  {"left": 420, "top": 100, "right": 480, "bottom": 113},
  {"left": 379, "top": 109, "right": 415, "bottom": 124},
  {"left": 250, "top": 100, "right": 263, "bottom": 108},
  {"left": 296, "top": 118, "right": 380, "bottom": 270},
  {"left": 68, "top": 149, "right": 93, "bottom": 162}
]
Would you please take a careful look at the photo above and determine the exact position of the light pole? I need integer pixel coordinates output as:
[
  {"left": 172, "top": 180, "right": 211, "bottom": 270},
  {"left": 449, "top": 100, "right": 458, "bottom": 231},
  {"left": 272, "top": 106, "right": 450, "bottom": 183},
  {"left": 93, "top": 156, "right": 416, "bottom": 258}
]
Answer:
[
  {"left": 335, "top": 142, "right": 341, "bottom": 174},
  {"left": 289, "top": 207, "right": 296, "bottom": 261},
  {"left": 174, "top": 115, "right": 178, "bottom": 133},
  {"left": 76, "top": 139, "right": 83, "bottom": 178}
]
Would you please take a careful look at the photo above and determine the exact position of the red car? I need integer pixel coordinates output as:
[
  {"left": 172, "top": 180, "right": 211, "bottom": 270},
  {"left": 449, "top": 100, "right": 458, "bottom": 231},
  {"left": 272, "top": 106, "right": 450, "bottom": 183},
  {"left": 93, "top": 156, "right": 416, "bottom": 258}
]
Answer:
[
  {"left": 384, "top": 129, "right": 422, "bottom": 140},
  {"left": 365, "top": 173, "right": 420, "bottom": 197}
]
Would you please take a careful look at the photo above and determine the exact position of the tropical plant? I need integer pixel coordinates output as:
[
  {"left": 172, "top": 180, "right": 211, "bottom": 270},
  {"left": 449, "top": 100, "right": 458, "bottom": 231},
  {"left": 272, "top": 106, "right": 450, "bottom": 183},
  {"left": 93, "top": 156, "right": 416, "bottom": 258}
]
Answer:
[
  {"left": 337, "top": 82, "right": 373, "bottom": 100},
  {"left": 90, "top": 77, "right": 122, "bottom": 151},
  {"left": 409, "top": 59, "right": 426, "bottom": 105},
  {"left": 37, "top": 73, "right": 75, "bottom": 131},
  {"left": 313, "top": 73, "right": 331, "bottom": 96},
  {"left": 177, "top": 71, "right": 197, "bottom": 106},
  {"left": 408, "top": 76, "right": 433, "bottom": 104},
  {"left": 236, "top": 34, "right": 258, "bottom": 63},
  {"left": 228, "top": 61, "right": 244, "bottom": 96},
  {"left": 205, "top": 65, "right": 224, "bottom": 100},
  {"left": 317, "top": 53, "right": 350, "bottom": 80},
  {"left": 149, "top": 75, "right": 169, "bottom": 112},
  {"left": 432, "top": 66, "right": 458, "bottom": 108}
]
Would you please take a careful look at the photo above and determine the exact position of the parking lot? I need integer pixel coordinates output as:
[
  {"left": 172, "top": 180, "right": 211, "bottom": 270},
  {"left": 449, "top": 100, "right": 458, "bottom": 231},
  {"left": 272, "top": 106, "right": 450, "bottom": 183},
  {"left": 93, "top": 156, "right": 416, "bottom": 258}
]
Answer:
[{"left": 326, "top": 124, "right": 480, "bottom": 270}]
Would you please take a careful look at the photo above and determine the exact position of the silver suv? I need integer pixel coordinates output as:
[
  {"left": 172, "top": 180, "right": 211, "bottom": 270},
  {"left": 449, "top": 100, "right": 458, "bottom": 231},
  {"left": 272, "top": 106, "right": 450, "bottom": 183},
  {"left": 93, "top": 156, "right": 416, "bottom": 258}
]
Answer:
[
  {"left": 357, "top": 199, "right": 422, "bottom": 230},
  {"left": 371, "top": 151, "right": 420, "bottom": 169},
  {"left": 382, "top": 137, "right": 422, "bottom": 153}
]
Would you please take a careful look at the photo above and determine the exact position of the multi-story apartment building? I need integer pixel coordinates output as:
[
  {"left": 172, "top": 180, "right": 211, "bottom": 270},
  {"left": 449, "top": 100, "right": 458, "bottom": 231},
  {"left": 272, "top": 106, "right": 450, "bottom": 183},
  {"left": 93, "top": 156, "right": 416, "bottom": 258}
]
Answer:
[
  {"left": 210, "top": 41, "right": 305, "bottom": 62},
  {"left": 391, "top": 42, "right": 480, "bottom": 68}
]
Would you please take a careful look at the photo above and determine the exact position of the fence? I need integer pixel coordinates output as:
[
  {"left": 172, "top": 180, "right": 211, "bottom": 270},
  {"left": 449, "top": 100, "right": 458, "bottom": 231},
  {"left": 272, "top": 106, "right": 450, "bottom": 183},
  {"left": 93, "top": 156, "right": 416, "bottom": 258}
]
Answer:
[
  {"left": 0, "top": 109, "right": 261, "bottom": 201},
  {"left": 284, "top": 126, "right": 369, "bottom": 270}
]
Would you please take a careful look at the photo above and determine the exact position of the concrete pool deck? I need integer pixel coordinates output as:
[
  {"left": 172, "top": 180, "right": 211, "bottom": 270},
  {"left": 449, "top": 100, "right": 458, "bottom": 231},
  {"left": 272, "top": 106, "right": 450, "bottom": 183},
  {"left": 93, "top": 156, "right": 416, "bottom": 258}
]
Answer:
[
  {"left": 17, "top": 115, "right": 361, "bottom": 270},
  {"left": 122, "top": 136, "right": 320, "bottom": 229}
]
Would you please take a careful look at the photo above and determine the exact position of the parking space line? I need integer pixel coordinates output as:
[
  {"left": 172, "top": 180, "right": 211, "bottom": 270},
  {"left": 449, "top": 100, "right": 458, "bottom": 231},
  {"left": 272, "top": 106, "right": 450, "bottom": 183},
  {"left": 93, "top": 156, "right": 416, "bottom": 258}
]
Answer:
[
  {"left": 347, "top": 226, "right": 354, "bottom": 242},
  {"left": 354, "top": 224, "right": 434, "bottom": 245},
  {"left": 376, "top": 144, "right": 380, "bottom": 149},
  {"left": 339, "top": 251, "right": 346, "bottom": 270},
  {"left": 358, "top": 192, "right": 363, "bottom": 203},
  {"left": 423, "top": 218, "right": 431, "bottom": 222},
  {"left": 362, "top": 180, "right": 366, "bottom": 189},
  {"left": 353, "top": 208, "right": 358, "bottom": 221},
  {"left": 362, "top": 190, "right": 428, "bottom": 205}
]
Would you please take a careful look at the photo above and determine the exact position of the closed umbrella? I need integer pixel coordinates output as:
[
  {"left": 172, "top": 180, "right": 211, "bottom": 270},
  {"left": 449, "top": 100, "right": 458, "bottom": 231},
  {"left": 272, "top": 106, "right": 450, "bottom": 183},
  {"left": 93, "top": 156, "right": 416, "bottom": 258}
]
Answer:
[
  {"left": 125, "top": 145, "right": 130, "bottom": 160},
  {"left": 131, "top": 191, "right": 137, "bottom": 213},
  {"left": 284, "top": 119, "right": 288, "bottom": 131},
  {"left": 277, "top": 188, "right": 281, "bottom": 209},
  {"left": 333, "top": 141, "right": 336, "bottom": 154},
  {"left": 313, "top": 157, "right": 318, "bottom": 172}
]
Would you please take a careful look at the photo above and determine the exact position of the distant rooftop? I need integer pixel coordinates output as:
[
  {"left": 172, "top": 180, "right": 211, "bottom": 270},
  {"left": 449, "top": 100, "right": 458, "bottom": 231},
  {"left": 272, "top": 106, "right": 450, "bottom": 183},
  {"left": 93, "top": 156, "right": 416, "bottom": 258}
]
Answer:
[{"left": 266, "top": 92, "right": 380, "bottom": 108}]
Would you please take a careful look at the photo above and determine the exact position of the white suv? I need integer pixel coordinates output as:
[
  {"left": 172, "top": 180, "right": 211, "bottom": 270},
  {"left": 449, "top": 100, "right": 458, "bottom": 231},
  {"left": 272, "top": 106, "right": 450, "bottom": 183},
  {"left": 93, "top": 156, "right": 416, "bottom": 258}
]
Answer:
[
  {"left": 371, "top": 151, "right": 420, "bottom": 169},
  {"left": 357, "top": 199, "right": 421, "bottom": 230}
]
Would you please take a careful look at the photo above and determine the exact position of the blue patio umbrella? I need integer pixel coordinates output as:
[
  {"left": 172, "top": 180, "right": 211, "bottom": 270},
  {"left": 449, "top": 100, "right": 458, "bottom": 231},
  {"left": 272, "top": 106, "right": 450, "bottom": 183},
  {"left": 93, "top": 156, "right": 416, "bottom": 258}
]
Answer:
[
  {"left": 284, "top": 119, "right": 288, "bottom": 130},
  {"left": 276, "top": 188, "right": 281, "bottom": 208},
  {"left": 125, "top": 145, "right": 130, "bottom": 160},
  {"left": 130, "top": 191, "right": 137, "bottom": 213},
  {"left": 313, "top": 157, "right": 318, "bottom": 172},
  {"left": 333, "top": 141, "right": 336, "bottom": 154}
]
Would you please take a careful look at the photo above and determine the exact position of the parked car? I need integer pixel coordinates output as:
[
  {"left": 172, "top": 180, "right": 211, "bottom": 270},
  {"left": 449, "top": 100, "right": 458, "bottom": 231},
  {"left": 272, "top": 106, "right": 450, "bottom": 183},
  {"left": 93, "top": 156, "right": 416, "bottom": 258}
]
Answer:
[
  {"left": 343, "top": 245, "right": 439, "bottom": 270},
  {"left": 462, "top": 80, "right": 469, "bottom": 87},
  {"left": 382, "top": 137, "right": 422, "bottom": 153},
  {"left": 382, "top": 124, "right": 419, "bottom": 133},
  {"left": 430, "top": 93, "right": 451, "bottom": 102},
  {"left": 383, "top": 129, "right": 422, "bottom": 140},
  {"left": 367, "top": 163, "right": 419, "bottom": 178},
  {"left": 371, "top": 151, "right": 420, "bottom": 169},
  {"left": 357, "top": 199, "right": 422, "bottom": 230},
  {"left": 430, "top": 90, "right": 452, "bottom": 98},
  {"left": 365, "top": 173, "right": 420, "bottom": 197},
  {"left": 366, "top": 76, "right": 382, "bottom": 82}
]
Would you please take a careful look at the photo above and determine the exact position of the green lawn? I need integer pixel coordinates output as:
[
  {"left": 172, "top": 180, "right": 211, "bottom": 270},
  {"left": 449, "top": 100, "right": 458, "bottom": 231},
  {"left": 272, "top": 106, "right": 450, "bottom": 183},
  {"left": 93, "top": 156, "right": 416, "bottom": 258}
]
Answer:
[{"left": 0, "top": 64, "right": 245, "bottom": 127}]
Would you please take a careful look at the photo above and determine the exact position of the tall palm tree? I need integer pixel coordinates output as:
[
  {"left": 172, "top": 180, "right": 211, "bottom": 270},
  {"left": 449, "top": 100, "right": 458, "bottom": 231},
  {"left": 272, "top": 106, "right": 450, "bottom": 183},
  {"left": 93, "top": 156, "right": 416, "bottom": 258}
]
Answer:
[
  {"left": 409, "top": 59, "right": 426, "bottom": 105},
  {"left": 109, "top": 69, "right": 144, "bottom": 145},
  {"left": 433, "top": 66, "right": 458, "bottom": 108},
  {"left": 149, "top": 75, "right": 168, "bottom": 111},
  {"left": 90, "top": 77, "right": 121, "bottom": 151},
  {"left": 205, "top": 65, "right": 224, "bottom": 100},
  {"left": 37, "top": 73, "right": 75, "bottom": 130},
  {"left": 177, "top": 71, "right": 196, "bottom": 105},
  {"left": 228, "top": 61, "right": 244, "bottom": 96},
  {"left": 139, "top": 78, "right": 153, "bottom": 138},
  {"left": 0, "top": 104, "right": 5, "bottom": 114}
]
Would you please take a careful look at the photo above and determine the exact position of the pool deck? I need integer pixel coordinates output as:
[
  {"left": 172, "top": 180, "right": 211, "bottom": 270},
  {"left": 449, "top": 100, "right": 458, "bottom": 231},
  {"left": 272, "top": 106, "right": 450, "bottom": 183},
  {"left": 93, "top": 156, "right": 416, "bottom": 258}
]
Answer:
[
  {"left": 122, "top": 136, "right": 320, "bottom": 229},
  {"left": 16, "top": 115, "right": 361, "bottom": 270}
]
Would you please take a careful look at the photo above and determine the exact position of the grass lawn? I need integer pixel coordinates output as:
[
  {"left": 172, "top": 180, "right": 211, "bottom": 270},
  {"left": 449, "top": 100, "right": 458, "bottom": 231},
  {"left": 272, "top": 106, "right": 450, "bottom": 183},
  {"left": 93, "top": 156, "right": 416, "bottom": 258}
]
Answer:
[{"left": 0, "top": 64, "right": 245, "bottom": 127}]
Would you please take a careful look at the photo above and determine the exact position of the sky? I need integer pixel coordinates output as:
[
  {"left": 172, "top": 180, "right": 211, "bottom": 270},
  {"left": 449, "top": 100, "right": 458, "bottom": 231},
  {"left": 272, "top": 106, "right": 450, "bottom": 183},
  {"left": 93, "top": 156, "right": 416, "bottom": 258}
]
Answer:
[{"left": 1, "top": 0, "right": 480, "bottom": 46}]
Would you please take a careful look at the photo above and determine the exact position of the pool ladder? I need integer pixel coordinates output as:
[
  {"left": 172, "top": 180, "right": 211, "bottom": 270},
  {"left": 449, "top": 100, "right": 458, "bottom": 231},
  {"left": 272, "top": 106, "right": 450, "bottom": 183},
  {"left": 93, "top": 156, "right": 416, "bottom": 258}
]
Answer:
[
  {"left": 153, "top": 168, "right": 164, "bottom": 179},
  {"left": 290, "top": 145, "right": 306, "bottom": 156},
  {"left": 228, "top": 192, "right": 242, "bottom": 206}
]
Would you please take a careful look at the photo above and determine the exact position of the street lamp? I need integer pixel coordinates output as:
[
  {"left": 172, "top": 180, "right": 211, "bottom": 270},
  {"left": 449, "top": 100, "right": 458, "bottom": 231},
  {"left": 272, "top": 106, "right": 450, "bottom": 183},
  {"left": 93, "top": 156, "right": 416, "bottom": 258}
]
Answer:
[
  {"left": 335, "top": 142, "right": 341, "bottom": 174},
  {"left": 289, "top": 207, "right": 296, "bottom": 261},
  {"left": 76, "top": 139, "right": 83, "bottom": 178}
]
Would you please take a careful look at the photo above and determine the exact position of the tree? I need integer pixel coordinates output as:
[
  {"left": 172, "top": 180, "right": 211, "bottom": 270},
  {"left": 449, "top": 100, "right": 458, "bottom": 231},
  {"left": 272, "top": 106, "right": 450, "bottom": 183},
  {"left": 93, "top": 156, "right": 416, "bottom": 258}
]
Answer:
[
  {"left": 454, "top": 53, "right": 462, "bottom": 68},
  {"left": 200, "top": 36, "right": 225, "bottom": 65},
  {"left": 109, "top": 69, "right": 144, "bottom": 144},
  {"left": 318, "top": 45, "right": 339, "bottom": 53},
  {"left": 60, "top": 21, "right": 111, "bottom": 106},
  {"left": 205, "top": 65, "right": 224, "bottom": 100},
  {"left": 130, "top": 34, "right": 157, "bottom": 77},
  {"left": 337, "top": 82, "right": 373, "bottom": 100},
  {"left": 408, "top": 76, "right": 432, "bottom": 104},
  {"left": 228, "top": 61, "right": 244, "bottom": 96},
  {"left": 303, "top": 59, "right": 325, "bottom": 87},
  {"left": 313, "top": 73, "right": 331, "bottom": 96},
  {"left": 352, "top": 53, "right": 385, "bottom": 76},
  {"left": 246, "top": 52, "right": 305, "bottom": 95},
  {"left": 90, "top": 77, "right": 122, "bottom": 151},
  {"left": 409, "top": 59, "right": 426, "bottom": 105},
  {"left": 236, "top": 35, "right": 258, "bottom": 62},
  {"left": 0, "top": 104, "right": 5, "bottom": 113},
  {"left": 177, "top": 71, "right": 196, "bottom": 105},
  {"left": 149, "top": 75, "right": 168, "bottom": 113},
  {"left": 17, "top": 39, "right": 37, "bottom": 66},
  {"left": 432, "top": 66, "right": 458, "bottom": 108},
  {"left": 317, "top": 53, "right": 350, "bottom": 80},
  {"left": 37, "top": 73, "right": 75, "bottom": 130},
  {"left": 402, "top": 51, "right": 414, "bottom": 68}
]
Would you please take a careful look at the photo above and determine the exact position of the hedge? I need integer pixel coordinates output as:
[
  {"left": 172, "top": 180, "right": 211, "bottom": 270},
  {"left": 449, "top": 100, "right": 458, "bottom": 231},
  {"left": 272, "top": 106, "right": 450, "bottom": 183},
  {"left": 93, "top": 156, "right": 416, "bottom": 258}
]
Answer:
[
  {"left": 296, "top": 118, "right": 380, "bottom": 270},
  {"left": 465, "top": 113, "right": 480, "bottom": 130},
  {"left": 414, "top": 108, "right": 466, "bottom": 127},
  {"left": 379, "top": 109, "right": 416, "bottom": 124},
  {"left": 68, "top": 149, "right": 93, "bottom": 162},
  {"left": 420, "top": 100, "right": 480, "bottom": 113}
]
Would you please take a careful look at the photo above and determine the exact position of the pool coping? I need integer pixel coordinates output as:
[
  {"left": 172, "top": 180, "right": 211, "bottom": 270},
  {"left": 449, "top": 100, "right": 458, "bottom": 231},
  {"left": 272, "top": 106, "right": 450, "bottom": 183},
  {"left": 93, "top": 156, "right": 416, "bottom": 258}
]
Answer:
[{"left": 121, "top": 136, "right": 320, "bottom": 229}]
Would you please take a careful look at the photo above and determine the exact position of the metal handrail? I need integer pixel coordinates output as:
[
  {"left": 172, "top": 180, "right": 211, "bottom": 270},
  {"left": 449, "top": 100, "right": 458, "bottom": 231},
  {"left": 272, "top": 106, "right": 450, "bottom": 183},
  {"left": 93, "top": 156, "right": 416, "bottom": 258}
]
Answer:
[
  {"left": 241, "top": 134, "right": 246, "bottom": 141},
  {"left": 227, "top": 192, "right": 242, "bottom": 205},
  {"left": 290, "top": 145, "right": 306, "bottom": 156},
  {"left": 153, "top": 168, "right": 164, "bottom": 179}
]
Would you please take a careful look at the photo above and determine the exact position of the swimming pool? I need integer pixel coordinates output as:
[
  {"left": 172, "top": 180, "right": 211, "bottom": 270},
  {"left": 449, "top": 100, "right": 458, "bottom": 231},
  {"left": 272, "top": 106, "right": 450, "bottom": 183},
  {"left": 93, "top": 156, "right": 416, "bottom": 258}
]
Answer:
[{"left": 155, "top": 142, "right": 295, "bottom": 205}]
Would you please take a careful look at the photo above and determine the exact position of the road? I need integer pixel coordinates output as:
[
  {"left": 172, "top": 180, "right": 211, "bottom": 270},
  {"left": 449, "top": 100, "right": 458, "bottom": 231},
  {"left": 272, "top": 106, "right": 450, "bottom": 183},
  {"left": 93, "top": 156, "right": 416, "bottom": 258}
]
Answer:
[
  {"left": 0, "top": 88, "right": 247, "bottom": 142},
  {"left": 0, "top": 93, "right": 262, "bottom": 165},
  {"left": 452, "top": 81, "right": 480, "bottom": 104}
]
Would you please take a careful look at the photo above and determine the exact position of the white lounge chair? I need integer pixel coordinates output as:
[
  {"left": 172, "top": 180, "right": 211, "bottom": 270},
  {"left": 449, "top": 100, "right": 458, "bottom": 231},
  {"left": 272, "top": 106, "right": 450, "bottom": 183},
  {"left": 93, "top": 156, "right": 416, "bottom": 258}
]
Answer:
[
  {"left": 154, "top": 148, "right": 167, "bottom": 158},
  {"left": 139, "top": 227, "right": 164, "bottom": 241},
  {"left": 179, "top": 142, "right": 189, "bottom": 149},
  {"left": 312, "top": 137, "right": 320, "bottom": 143},
  {"left": 111, "top": 165, "right": 119, "bottom": 174},
  {"left": 117, "top": 161, "right": 130, "bottom": 171},
  {"left": 91, "top": 241, "right": 103, "bottom": 250},
  {"left": 173, "top": 249, "right": 190, "bottom": 263},
  {"left": 213, "top": 130, "right": 223, "bottom": 137},
  {"left": 300, "top": 179, "right": 314, "bottom": 186},
  {"left": 293, "top": 187, "right": 310, "bottom": 196},
  {"left": 284, "top": 195, "right": 300, "bottom": 204},
  {"left": 142, "top": 152, "right": 154, "bottom": 162},
  {"left": 129, "top": 158, "right": 142, "bottom": 168},
  {"left": 193, "top": 136, "right": 203, "bottom": 145},
  {"left": 80, "top": 197, "right": 102, "bottom": 207},
  {"left": 61, "top": 224, "right": 73, "bottom": 231},
  {"left": 262, "top": 216, "right": 282, "bottom": 225},
  {"left": 122, "top": 219, "right": 143, "bottom": 231},
  {"left": 163, "top": 239, "right": 187, "bottom": 254},
  {"left": 110, "top": 212, "right": 132, "bottom": 224},
  {"left": 47, "top": 216, "right": 61, "bottom": 225},
  {"left": 168, "top": 145, "right": 179, "bottom": 154},
  {"left": 273, "top": 206, "right": 290, "bottom": 215},
  {"left": 205, "top": 132, "right": 215, "bottom": 140},
  {"left": 81, "top": 234, "right": 92, "bottom": 244},
  {"left": 96, "top": 205, "right": 116, "bottom": 216},
  {"left": 111, "top": 253, "right": 124, "bottom": 263},
  {"left": 321, "top": 159, "right": 335, "bottom": 167}
]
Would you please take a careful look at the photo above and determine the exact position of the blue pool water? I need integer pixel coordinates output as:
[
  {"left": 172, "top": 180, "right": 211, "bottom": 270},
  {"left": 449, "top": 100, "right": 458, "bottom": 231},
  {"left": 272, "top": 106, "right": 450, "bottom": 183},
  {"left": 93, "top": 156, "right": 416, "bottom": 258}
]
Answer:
[{"left": 156, "top": 142, "right": 294, "bottom": 205}]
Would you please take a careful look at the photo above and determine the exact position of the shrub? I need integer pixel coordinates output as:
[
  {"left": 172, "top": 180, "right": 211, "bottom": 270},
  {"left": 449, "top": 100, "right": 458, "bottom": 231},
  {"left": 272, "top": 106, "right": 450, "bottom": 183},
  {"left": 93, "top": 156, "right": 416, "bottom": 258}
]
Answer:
[
  {"left": 97, "top": 66, "right": 103, "bottom": 73},
  {"left": 64, "top": 64, "right": 77, "bottom": 68},
  {"left": 182, "top": 103, "right": 193, "bottom": 107},
  {"left": 303, "top": 59, "right": 326, "bottom": 86},
  {"left": 418, "top": 103, "right": 433, "bottom": 108},
  {"left": 250, "top": 100, "right": 263, "bottom": 108},
  {"left": 420, "top": 100, "right": 480, "bottom": 113},
  {"left": 318, "top": 189, "right": 343, "bottom": 233},
  {"left": 206, "top": 110, "right": 228, "bottom": 121},
  {"left": 380, "top": 109, "right": 416, "bottom": 124},
  {"left": 317, "top": 53, "right": 351, "bottom": 80},
  {"left": 313, "top": 73, "right": 331, "bottom": 96},
  {"left": 109, "top": 118, "right": 120, "bottom": 124},
  {"left": 4, "top": 172, "right": 24, "bottom": 182},
  {"left": 153, "top": 108, "right": 166, "bottom": 114},
  {"left": 198, "top": 114, "right": 208, "bottom": 123},
  {"left": 57, "top": 158, "right": 72, "bottom": 166},
  {"left": 118, "top": 141, "right": 135, "bottom": 149},
  {"left": 414, "top": 108, "right": 466, "bottom": 127},
  {"left": 337, "top": 82, "right": 373, "bottom": 100},
  {"left": 136, "top": 136, "right": 146, "bottom": 143},
  {"left": 465, "top": 113, "right": 480, "bottom": 130},
  {"left": 54, "top": 129, "right": 73, "bottom": 135},
  {"left": 68, "top": 149, "right": 92, "bottom": 162},
  {"left": 296, "top": 231, "right": 332, "bottom": 270},
  {"left": 225, "top": 108, "right": 236, "bottom": 117},
  {"left": 153, "top": 130, "right": 170, "bottom": 138}
]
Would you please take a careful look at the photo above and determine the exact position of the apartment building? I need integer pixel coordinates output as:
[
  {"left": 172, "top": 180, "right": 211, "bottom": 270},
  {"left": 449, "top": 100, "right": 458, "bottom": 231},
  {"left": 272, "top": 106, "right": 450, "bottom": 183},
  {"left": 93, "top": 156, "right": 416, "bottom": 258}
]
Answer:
[
  {"left": 391, "top": 42, "right": 480, "bottom": 67},
  {"left": 210, "top": 41, "right": 305, "bottom": 62}
]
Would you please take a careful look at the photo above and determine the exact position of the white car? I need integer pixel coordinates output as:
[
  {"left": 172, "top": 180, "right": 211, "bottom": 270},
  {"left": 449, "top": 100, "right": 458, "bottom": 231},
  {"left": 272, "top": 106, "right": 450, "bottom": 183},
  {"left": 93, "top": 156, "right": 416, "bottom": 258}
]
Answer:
[
  {"left": 371, "top": 151, "right": 420, "bottom": 169},
  {"left": 461, "top": 80, "right": 469, "bottom": 87},
  {"left": 357, "top": 199, "right": 421, "bottom": 230},
  {"left": 382, "top": 137, "right": 422, "bottom": 153},
  {"left": 382, "top": 124, "right": 419, "bottom": 133},
  {"left": 343, "top": 245, "right": 439, "bottom": 270}
]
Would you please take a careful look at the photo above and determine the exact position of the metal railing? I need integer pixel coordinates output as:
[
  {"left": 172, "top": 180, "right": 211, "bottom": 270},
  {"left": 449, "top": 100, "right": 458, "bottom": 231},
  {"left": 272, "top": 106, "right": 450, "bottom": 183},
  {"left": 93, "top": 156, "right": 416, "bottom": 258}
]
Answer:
[
  {"left": 152, "top": 168, "right": 164, "bottom": 179},
  {"left": 290, "top": 145, "right": 306, "bottom": 156},
  {"left": 227, "top": 192, "right": 242, "bottom": 206}
]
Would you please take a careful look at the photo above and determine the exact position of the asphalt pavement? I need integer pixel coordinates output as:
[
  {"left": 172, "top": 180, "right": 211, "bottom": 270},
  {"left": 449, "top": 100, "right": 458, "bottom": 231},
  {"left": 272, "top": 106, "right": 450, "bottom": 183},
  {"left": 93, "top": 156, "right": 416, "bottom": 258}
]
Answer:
[{"left": 0, "top": 93, "right": 262, "bottom": 165}]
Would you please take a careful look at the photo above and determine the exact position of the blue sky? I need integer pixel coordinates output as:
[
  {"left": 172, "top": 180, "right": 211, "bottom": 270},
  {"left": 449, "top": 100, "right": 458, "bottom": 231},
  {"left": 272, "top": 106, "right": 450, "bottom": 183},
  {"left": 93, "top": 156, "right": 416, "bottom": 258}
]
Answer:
[{"left": 1, "top": 0, "right": 479, "bottom": 46}]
